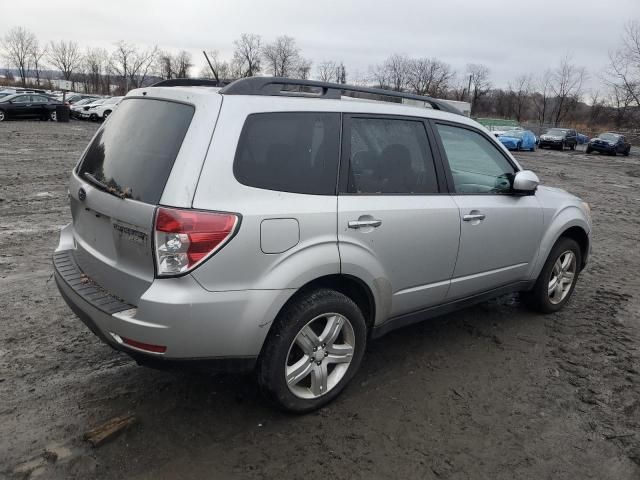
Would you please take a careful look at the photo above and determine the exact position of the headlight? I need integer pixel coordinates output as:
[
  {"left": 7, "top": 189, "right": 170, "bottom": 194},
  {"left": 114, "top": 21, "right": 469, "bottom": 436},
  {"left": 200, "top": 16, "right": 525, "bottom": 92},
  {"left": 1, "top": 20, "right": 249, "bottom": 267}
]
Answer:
[{"left": 582, "top": 202, "right": 591, "bottom": 218}]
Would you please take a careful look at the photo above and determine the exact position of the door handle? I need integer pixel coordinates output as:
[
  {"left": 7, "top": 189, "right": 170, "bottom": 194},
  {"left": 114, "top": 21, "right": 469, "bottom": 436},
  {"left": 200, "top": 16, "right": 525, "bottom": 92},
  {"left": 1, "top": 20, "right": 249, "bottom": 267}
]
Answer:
[
  {"left": 463, "top": 213, "right": 486, "bottom": 222},
  {"left": 348, "top": 219, "right": 382, "bottom": 229}
]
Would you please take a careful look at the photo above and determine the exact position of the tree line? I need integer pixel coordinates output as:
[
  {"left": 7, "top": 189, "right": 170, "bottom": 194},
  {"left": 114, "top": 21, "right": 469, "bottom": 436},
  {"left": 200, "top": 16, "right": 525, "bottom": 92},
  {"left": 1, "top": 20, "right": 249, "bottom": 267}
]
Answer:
[{"left": 2, "top": 22, "right": 639, "bottom": 129}]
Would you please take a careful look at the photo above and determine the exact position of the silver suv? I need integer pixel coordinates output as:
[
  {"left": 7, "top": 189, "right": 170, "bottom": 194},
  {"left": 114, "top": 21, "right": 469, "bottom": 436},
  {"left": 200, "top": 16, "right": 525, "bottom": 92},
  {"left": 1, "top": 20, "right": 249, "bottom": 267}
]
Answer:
[{"left": 54, "top": 78, "right": 591, "bottom": 412}]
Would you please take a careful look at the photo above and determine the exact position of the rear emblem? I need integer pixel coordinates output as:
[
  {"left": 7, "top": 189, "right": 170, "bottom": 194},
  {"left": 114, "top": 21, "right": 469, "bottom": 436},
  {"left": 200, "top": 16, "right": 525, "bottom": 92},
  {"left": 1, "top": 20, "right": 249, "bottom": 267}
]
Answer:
[{"left": 78, "top": 188, "right": 86, "bottom": 201}]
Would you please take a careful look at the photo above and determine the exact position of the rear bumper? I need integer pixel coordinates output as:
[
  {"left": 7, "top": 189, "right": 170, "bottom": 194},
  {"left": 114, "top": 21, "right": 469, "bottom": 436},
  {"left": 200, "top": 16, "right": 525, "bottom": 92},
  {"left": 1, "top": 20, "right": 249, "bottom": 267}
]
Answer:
[{"left": 54, "top": 228, "right": 293, "bottom": 368}]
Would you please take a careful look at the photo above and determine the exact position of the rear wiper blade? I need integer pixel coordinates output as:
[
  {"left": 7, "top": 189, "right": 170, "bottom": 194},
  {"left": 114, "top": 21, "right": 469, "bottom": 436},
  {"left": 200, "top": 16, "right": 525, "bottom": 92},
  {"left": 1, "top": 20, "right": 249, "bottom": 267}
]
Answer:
[{"left": 82, "top": 172, "right": 131, "bottom": 199}]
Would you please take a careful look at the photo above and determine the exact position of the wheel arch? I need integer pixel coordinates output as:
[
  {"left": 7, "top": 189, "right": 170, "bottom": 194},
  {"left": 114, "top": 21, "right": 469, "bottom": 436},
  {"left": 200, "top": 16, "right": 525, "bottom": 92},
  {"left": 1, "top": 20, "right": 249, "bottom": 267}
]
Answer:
[
  {"left": 530, "top": 206, "right": 590, "bottom": 280},
  {"left": 559, "top": 225, "right": 589, "bottom": 270},
  {"left": 284, "top": 274, "right": 375, "bottom": 331}
]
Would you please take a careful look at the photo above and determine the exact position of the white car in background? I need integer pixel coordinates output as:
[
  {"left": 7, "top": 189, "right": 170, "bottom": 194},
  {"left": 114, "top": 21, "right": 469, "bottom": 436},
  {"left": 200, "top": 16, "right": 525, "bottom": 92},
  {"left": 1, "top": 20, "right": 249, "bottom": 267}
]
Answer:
[
  {"left": 78, "top": 98, "right": 107, "bottom": 120},
  {"left": 70, "top": 97, "right": 101, "bottom": 118},
  {"left": 86, "top": 96, "right": 123, "bottom": 121}
]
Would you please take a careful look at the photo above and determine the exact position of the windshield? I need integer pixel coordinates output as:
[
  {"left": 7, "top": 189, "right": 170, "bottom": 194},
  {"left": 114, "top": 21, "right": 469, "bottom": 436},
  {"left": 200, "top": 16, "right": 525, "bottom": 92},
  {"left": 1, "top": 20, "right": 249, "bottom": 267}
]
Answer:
[
  {"left": 0, "top": 94, "right": 18, "bottom": 103},
  {"left": 87, "top": 99, "right": 107, "bottom": 106},
  {"left": 75, "top": 98, "right": 97, "bottom": 106},
  {"left": 546, "top": 129, "right": 566, "bottom": 136},
  {"left": 598, "top": 133, "right": 619, "bottom": 142},
  {"left": 501, "top": 130, "right": 524, "bottom": 138}
]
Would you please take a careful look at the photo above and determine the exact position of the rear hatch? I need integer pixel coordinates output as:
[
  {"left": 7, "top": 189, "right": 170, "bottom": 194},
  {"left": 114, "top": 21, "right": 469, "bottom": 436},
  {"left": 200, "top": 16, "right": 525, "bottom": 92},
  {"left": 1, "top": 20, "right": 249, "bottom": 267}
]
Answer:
[{"left": 69, "top": 94, "right": 215, "bottom": 304}]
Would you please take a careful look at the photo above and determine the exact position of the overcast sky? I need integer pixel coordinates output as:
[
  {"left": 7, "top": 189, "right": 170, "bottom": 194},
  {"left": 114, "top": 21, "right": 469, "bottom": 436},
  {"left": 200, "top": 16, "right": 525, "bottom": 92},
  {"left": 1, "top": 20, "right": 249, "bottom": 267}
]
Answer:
[{"left": 2, "top": 0, "right": 639, "bottom": 91}]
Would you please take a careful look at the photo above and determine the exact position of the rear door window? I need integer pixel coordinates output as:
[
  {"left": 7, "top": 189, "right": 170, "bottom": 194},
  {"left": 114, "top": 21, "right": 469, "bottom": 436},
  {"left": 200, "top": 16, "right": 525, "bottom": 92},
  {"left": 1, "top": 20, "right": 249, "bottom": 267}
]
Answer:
[
  {"left": 234, "top": 112, "right": 340, "bottom": 195},
  {"left": 346, "top": 117, "right": 438, "bottom": 194},
  {"left": 78, "top": 98, "right": 194, "bottom": 204}
]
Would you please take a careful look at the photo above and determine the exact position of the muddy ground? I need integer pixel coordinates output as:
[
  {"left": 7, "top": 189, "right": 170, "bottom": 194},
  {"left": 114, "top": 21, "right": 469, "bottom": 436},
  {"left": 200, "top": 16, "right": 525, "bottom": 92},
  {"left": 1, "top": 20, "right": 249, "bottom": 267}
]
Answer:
[{"left": 1, "top": 120, "right": 639, "bottom": 480}]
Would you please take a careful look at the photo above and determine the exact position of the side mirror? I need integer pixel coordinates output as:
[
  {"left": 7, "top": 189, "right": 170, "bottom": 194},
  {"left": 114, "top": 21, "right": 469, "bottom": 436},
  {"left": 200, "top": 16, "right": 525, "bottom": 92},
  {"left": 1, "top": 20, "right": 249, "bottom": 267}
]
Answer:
[{"left": 512, "top": 170, "right": 539, "bottom": 194}]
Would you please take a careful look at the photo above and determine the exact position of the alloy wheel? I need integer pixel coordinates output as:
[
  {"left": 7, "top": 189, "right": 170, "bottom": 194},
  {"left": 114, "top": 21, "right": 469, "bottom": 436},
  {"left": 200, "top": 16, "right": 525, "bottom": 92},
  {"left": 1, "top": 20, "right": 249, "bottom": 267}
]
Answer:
[
  {"left": 285, "top": 313, "right": 355, "bottom": 399},
  {"left": 548, "top": 250, "right": 576, "bottom": 304},
  {"left": 0, "top": 110, "right": 5, "bottom": 122}
]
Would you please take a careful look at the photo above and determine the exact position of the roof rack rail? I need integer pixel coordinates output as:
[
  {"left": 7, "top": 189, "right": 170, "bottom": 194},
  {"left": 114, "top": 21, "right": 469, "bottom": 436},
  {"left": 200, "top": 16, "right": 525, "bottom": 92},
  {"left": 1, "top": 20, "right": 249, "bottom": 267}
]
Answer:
[
  {"left": 151, "top": 78, "right": 233, "bottom": 88},
  {"left": 219, "top": 77, "right": 462, "bottom": 115}
]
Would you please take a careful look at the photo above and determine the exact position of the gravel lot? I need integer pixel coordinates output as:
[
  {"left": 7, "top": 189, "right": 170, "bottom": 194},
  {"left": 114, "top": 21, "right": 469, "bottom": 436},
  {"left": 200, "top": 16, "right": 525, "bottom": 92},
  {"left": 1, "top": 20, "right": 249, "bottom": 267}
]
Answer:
[{"left": 1, "top": 120, "right": 639, "bottom": 480}]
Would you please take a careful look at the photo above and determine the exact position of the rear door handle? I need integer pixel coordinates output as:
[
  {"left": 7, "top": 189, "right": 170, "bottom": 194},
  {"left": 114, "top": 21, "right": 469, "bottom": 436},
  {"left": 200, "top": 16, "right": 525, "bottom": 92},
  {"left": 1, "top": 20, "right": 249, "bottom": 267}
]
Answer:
[
  {"left": 348, "top": 219, "right": 382, "bottom": 229},
  {"left": 463, "top": 213, "right": 486, "bottom": 222}
]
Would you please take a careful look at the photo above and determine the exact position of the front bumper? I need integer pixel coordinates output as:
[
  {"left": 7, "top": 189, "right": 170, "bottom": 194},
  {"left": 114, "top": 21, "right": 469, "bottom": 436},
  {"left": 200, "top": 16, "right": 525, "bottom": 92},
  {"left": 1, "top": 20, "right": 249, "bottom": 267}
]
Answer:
[
  {"left": 53, "top": 233, "right": 292, "bottom": 368},
  {"left": 588, "top": 143, "right": 615, "bottom": 153},
  {"left": 539, "top": 139, "right": 563, "bottom": 148}
]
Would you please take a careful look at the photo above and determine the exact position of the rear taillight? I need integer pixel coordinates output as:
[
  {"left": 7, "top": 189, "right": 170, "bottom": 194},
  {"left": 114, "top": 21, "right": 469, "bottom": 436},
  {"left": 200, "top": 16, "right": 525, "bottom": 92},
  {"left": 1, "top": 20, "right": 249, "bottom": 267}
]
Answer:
[{"left": 154, "top": 207, "right": 239, "bottom": 276}]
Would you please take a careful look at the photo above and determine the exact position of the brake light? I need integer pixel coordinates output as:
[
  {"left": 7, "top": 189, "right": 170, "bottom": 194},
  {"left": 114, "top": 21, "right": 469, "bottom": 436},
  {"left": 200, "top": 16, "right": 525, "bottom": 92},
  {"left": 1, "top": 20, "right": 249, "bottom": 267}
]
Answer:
[{"left": 154, "top": 207, "right": 239, "bottom": 276}]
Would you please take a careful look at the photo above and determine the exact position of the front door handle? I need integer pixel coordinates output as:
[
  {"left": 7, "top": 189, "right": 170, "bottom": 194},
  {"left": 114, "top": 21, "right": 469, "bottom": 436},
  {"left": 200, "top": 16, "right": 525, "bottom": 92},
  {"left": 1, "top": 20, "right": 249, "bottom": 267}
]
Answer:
[
  {"left": 348, "top": 219, "right": 382, "bottom": 229},
  {"left": 463, "top": 212, "right": 486, "bottom": 222}
]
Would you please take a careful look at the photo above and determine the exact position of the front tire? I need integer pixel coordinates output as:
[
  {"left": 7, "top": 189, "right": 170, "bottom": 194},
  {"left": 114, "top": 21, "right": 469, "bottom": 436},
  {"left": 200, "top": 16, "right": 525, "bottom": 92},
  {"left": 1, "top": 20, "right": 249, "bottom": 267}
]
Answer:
[
  {"left": 257, "top": 289, "right": 367, "bottom": 413},
  {"left": 0, "top": 109, "right": 7, "bottom": 122},
  {"left": 523, "top": 237, "right": 581, "bottom": 313},
  {"left": 586, "top": 147, "right": 592, "bottom": 154}
]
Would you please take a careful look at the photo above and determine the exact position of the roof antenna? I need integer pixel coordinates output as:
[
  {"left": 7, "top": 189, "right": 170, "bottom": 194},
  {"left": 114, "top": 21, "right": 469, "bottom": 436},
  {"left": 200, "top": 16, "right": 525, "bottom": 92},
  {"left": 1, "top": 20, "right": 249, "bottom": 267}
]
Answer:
[{"left": 203, "top": 51, "right": 216, "bottom": 78}]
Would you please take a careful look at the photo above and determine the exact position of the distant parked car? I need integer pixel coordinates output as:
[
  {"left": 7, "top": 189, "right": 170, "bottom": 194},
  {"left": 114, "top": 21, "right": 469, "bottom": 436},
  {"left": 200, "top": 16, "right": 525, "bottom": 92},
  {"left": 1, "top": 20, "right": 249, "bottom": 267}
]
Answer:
[
  {"left": 538, "top": 128, "right": 578, "bottom": 150},
  {"left": 497, "top": 129, "right": 537, "bottom": 151},
  {"left": 586, "top": 133, "right": 631, "bottom": 156},
  {"left": 66, "top": 94, "right": 99, "bottom": 105},
  {"left": 70, "top": 98, "right": 101, "bottom": 119},
  {"left": 78, "top": 99, "right": 107, "bottom": 120},
  {"left": 83, "top": 96, "right": 123, "bottom": 121},
  {"left": 0, "top": 93, "right": 62, "bottom": 122},
  {"left": 576, "top": 133, "right": 590, "bottom": 144}
]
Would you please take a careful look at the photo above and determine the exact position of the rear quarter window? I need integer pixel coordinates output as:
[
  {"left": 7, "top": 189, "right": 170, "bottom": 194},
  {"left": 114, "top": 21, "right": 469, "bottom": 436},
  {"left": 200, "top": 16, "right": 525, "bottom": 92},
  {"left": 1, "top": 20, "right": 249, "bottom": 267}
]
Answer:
[
  {"left": 77, "top": 98, "right": 194, "bottom": 204},
  {"left": 233, "top": 112, "right": 341, "bottom": 195}
]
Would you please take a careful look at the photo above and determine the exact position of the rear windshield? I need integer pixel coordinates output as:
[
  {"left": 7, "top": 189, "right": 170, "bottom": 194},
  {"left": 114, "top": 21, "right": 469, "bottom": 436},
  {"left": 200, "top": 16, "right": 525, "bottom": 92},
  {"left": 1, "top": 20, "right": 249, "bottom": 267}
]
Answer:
[{"left": 78, "top": 98, "right": 194, "bottom": 204}]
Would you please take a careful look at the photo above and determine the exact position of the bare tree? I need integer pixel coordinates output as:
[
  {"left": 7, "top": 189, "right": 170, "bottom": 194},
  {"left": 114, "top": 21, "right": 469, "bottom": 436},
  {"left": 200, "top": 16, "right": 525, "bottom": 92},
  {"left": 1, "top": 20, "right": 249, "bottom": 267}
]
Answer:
[
  {"left": 110, "top": 41, "right": 158, "bottom": 92},
  {"left": 407, "top": 58, "right": 452, "bottom": 97},
  {"left": 48, "top": 40, "right": 82, "bottom": 82},
  {"left": 467, "top": 63, "right": 491, "bottom": 115},
  {"left": 317, "top": 60, "right": 339, "bottom": 82},
  {"left": 1, "top": 27, "right": 36, "bottom": 86},
  {"left": 30, "top": 40, "right": 47, "bottom": 87},
  {"left": 532, "top": 70, "right": 553, "bottom": 126},
  {"left": 295, "top": 57, "right": 312, "bottom": 80},
  {"left": 84, "top": 47, "right": 109, "bottom": 94},
  {"left": 174, "top": 50, "right": 192, "bottom": 78},
  {"left": 605, "top": 20, "right": 640, "bottom": 108},
  {"left": 157, "top": 51, "right": 175, "bottom": 80},
  {"left": 233, "top": 33, "right": 262, "bottom": 77},
  {"left": 550, "top": 55, "right": 586, "bottom": 125},
  {"left": 509, "top": 74, "right": 531, "bottom": 122},
  {"left": 262, "top": 36, "right": 303, "bottom": 77}
]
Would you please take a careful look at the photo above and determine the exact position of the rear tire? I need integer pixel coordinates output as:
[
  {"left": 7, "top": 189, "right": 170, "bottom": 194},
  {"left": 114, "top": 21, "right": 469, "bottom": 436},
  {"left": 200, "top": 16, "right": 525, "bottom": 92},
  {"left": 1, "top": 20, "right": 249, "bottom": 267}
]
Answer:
[
  {"left": 49, "top": 110, "right": 57, "bottom": 121},
  {"left": 0, "top": 109, "right": 5, "bottom": 122},
  {"left": 522, "top": 237, "right": 581, "bottom": 314},
  {"left": 257, "top": 289, "right": 367, "bottom": 413},
  {"left": 103, "top": 110, "right": 111, "bottom": 120},
  {"left": 624, "top": 148, "right": 630, "bottom": 156}
]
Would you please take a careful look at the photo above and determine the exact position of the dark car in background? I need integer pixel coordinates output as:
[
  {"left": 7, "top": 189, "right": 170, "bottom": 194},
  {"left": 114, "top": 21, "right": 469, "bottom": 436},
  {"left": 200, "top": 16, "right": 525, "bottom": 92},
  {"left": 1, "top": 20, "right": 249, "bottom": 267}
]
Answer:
[
  {"left": 586, "top": 133, "right": 631, "bottom": 156},
  {"left": 538, "top": 128, "right": 578, "bottom": 150},
  {"left": 0, "top": 94, "right": 62, "bottom": 122}
]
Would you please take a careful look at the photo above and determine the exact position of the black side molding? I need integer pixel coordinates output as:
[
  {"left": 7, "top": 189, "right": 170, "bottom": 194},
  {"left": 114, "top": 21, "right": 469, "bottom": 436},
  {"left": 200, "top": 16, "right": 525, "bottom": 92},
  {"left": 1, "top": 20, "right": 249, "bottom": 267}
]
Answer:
[{"left": 372, "top": 280, "right": 534, "bottom": 339}]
